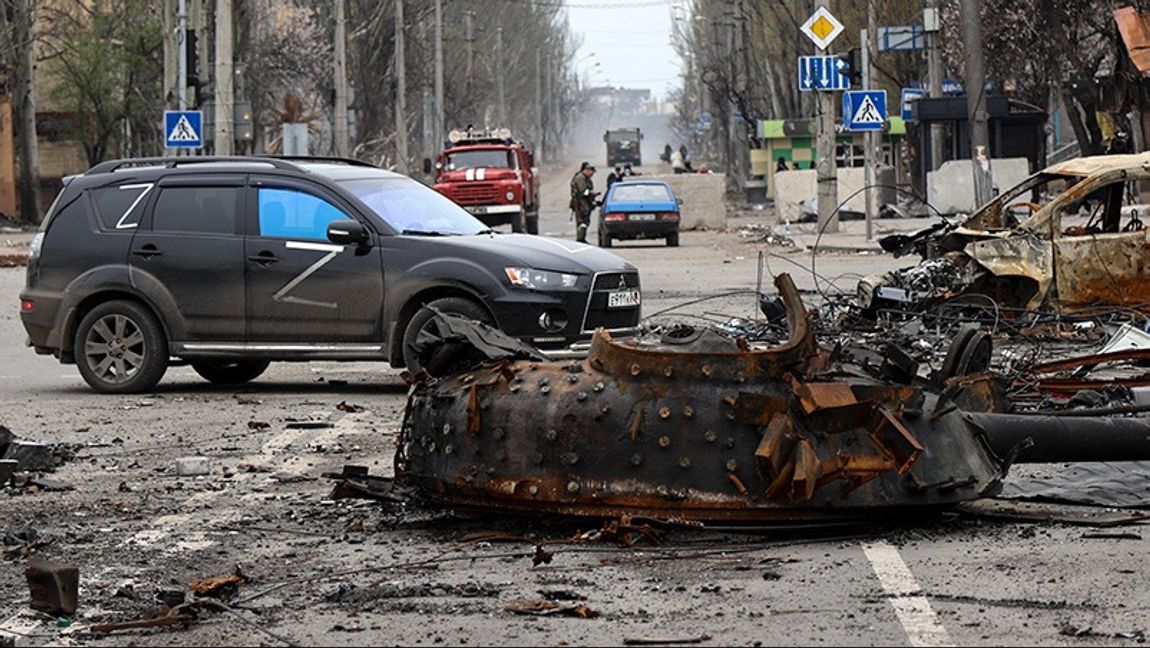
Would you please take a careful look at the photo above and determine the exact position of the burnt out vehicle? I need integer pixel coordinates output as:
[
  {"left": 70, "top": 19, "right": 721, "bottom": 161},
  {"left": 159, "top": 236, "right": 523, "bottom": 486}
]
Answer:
[
  {"left": 859, "top": 153, "right": 1150, "bottom": 313},
  {"left": 20, "top": 156, "right": 641, "bottom": 393}
]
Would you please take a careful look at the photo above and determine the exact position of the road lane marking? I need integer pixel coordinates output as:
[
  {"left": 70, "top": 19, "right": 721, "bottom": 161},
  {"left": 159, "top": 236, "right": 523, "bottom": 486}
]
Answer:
[{"left": 863, "top": 542, "right": 954, "bottom": 648}]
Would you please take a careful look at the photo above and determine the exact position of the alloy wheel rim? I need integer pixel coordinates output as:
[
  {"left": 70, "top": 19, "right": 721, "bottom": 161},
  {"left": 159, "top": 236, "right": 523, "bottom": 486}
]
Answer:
[{"left": 84, "top": 314, "right": 145, "bottom": 384}]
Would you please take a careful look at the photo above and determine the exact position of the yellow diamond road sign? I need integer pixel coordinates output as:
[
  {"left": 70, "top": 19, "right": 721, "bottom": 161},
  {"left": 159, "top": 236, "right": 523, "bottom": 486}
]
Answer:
[{"left": 801, "top": 7, "right": 845, "bottom": 51}]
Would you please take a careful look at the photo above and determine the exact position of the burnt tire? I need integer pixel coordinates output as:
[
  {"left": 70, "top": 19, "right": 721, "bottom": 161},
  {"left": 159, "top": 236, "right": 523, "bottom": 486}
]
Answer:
[
  {"left": 191, "top": 360, "right": 271, "bottom": 385},
  {"left": 74, "top": 300, "right": 168, "bottom": 394},
  {"left": 402, "top": 297, "right": 493, "bottom": 377}
]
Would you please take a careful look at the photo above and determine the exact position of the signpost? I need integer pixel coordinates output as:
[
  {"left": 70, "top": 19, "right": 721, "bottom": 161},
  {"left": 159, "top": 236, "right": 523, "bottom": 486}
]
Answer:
[
  {"left": 800, "top": 7, "right": 845, "bottom": 51},
  {"left": 798, "top": 56, "right": 851, "bottom": 92},
  {"left": 901, "top": 88, "right": 927, "bottom": 122},
  {"left": 164, "top": 110, "right": 203, "bottom": 149},
  {"left": 877, "top": 25, "right": 926, "bottom": 52},
  {"left": 843, "top": 90, "right": 888, "bottom": 132}
]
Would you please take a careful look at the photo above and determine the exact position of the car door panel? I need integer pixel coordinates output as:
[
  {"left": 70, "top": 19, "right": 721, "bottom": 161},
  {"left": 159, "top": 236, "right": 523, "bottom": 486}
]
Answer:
[
  {"left": 129, "top": 178, "right": 246, "bottom": 341},
  {"left": 244, "top": 180, "right": 385, "bottom": 342}
]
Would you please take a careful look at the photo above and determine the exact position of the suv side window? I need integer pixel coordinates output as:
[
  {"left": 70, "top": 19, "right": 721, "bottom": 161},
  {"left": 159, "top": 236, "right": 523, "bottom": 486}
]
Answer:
[
  {"left": 152, "top": 186, "right": 240, "bottom": 235},
  {"left": 257, "top": 187, "right": 349, "bottom": 241},
  {"left": 91, "top": 184, "right": 153, "bottom": 230}
]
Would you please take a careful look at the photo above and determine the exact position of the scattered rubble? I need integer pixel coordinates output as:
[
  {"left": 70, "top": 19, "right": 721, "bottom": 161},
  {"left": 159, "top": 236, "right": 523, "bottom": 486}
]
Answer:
[{"left": 25, "top": 559, "right": 79, "bottom": 617}]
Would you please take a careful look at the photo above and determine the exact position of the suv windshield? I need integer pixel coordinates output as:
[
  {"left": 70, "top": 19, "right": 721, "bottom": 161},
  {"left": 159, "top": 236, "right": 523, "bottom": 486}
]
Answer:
[
  {"left": 612, "top": 184, "right": 672, "bottom": 202},
  {"left": 445, "top": 150, "right": 514, "bottom": 170},
  {"left": 339, "top": 177, "right": 488, "bottom": 236}
]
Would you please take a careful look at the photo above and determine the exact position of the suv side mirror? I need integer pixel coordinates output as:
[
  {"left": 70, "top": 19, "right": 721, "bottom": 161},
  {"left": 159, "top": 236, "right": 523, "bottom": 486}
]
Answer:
[
  {"left": 327, "top": 219, "right": 370, "bottom": 246},
  {"left": 423, "top": 158, "right": 433, "bottom": 175}
]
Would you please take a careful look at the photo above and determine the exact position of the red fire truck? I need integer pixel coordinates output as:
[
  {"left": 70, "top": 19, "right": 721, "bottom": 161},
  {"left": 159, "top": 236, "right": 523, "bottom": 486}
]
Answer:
[{"left": 430, "top": 128, "right": 540, "bottom": 234}]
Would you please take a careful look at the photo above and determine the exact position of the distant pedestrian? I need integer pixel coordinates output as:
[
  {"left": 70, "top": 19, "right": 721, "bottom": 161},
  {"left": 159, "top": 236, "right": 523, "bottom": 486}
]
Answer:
[
  {"left": 671, "top": 149, "right": 686, "bottom": 174},
  {"left": 776, "top": 156, "right": 790, "bottom": 173},
  {"left": 570, "top": 164, "right": 598, "bottom": 244},
  {"left": 661, "top": 143, "right": 673, "bottom": 164},
  {"left": 606, "top": 165, "right": 623, "bottom": 190},
  {"left": 622, "top": 163, "right": 639, "bottom": 177},
  {"left": 679, "top": 144, "right": 688, "bottom": 161}
]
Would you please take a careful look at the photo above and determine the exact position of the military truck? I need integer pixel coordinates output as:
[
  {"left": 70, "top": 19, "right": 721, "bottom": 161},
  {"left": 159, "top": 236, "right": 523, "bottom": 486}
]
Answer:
[{"left": 604, "top": 128, "right": 642, "bottom": 167}]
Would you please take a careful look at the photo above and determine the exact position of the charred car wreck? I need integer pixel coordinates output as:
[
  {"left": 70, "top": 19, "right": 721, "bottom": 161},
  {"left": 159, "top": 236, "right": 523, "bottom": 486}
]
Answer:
[
  {"left": 395, "top": 275, "right": 1150, "bottom": 524},
  {"left": 859, "top": 153, "right": 1150, "bottom": 314}
]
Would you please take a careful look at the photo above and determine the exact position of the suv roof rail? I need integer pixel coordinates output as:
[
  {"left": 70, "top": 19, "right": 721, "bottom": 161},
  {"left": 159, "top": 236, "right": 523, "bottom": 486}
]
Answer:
[
  {"left": 85, "top": 156, "right": 300, "bottom": 175},
  {"left": 269, "top": 155, "right": 378, "bottom": 168}
]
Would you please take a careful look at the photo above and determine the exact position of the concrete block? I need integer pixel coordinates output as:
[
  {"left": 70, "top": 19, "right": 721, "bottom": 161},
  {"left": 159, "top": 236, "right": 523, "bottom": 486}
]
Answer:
[
  {"left": 2, "top": 441, "right": 53, "bottom": 471},
  {"left": 927, "top": 158, "right": 1032, "bottom": 214},
  {"left": 175, "top": 456, "right": 211, "bottom": 476},
  {"left": 773, "top": 167, "right": 869, "bottom": 225},
  {"left": 643, "top": 173, "right": 727, "bottom": 230},
  {"left": 25, "top": 560, "right": 79, "bottom": 616}
]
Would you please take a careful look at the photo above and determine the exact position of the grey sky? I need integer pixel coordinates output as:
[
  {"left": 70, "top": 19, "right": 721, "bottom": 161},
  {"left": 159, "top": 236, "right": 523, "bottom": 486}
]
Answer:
[{"left": 565, "top": 0, "right": 683, "bottom": 100}]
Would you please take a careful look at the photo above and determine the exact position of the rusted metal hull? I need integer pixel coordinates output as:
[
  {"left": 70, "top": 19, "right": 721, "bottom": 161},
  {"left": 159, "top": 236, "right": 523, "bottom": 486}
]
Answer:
[{"left": 397, "top": 276, "right": 1005, "bottom": 523}]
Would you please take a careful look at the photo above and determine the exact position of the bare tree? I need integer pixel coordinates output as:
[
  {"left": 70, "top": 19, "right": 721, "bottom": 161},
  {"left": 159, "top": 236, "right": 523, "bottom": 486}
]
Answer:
[{"left": 1, "top": 0, "right": 42, "bottom": 223}]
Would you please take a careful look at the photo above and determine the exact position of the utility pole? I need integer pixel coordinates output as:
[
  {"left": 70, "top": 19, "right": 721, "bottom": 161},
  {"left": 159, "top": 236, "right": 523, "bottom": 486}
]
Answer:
[
  {"left": 925, "top": 0, "right": 944, "bottom": 170},
  {"left": 959, "top": 0, "right": 993, "bottom": 206},
  {"left": 731, "top": 0, "right": 748, "bottom": 197},
  {"left": 333, "top": 0, "right": 349, "bottom": 157},
  {"left": 495, "top": 26, "right": 505, "bottom": 126},
  {"left": 815, "top": 0, "right": 839, "bottom": 234},
  {"left": 463, "top": 11, "right": 474, "bottom": 124},
  {"left": 177, "top": 0, "right": 187, "bottom": 111},
  {"left": 214, "top": 0, "right": 234, "bottom": 155},
  {"left": 862, "top": 0, "right": 877, "bottom": 240},
  {"left": 534, "top": 50, "right": 543, "bottom": 162},
  {"left": 434, "top": 0, "right": 444, "bottom": 146},
  {"left": 394, "top": 0, "right": 409, "bottom": 173}
]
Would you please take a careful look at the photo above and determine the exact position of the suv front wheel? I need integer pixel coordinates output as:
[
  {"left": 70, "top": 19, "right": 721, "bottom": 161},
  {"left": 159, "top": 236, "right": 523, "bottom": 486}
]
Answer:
[{"left": 75, "top": 300, "right": 169, "bottom": 393}]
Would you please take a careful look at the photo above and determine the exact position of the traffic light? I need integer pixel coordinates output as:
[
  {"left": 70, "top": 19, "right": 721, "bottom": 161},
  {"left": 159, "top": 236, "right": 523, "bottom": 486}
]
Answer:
[
  {"left": 840, "top": 48, "right": 863, "bottom": 87},
  {"left": 184, "top": 29, "right": 200, "bottom": 89}
]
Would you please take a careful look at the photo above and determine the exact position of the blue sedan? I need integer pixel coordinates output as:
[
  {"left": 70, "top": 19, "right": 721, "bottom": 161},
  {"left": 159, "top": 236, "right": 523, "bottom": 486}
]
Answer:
[{"left": 598, "top": 180, "right": 681, "bottom": 248}]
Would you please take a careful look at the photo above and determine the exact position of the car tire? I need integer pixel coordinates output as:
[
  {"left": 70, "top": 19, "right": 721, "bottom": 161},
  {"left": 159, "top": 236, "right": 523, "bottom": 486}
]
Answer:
[
  {"left": 666, "top": 231, "right": 679, "bottom": 247},
  {"left": 191, "top": 360, "right": 271, "bottom": 385},
  {"left": 525, "top": 212, "right": 539, "bottom": 235},
  {"left": 598, "top": 228, "right": 612, "bottom": 248},
  {"left": 402, "top": 297, "right": 493, "bottom": 376},
  {"left": 511, "top": 212, "right": 525, "bottom": 233},
  {"left": 75, "top": 300, "right": 168, "bottom": 394}
]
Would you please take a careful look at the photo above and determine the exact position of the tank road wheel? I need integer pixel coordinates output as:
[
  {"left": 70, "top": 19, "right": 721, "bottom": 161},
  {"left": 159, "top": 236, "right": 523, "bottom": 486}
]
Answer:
[
  {"left": 75, "top": 300, "right": 169, "bottom": 394},
  {"left": 402, "top": 297, "right": 493, "bottom": 377},
  {"left": 192, "top": 360, "right": 271, "bottom": 385}
]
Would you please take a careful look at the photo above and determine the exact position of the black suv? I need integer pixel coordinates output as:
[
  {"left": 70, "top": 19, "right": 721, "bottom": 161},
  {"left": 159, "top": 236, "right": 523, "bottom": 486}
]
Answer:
[{"left": 20, "top": 157, "right": 642, "bottom": 393}]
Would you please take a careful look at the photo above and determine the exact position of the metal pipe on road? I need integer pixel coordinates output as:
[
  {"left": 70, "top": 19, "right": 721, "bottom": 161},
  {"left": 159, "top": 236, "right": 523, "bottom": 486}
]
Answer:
[{"left": 967, "top": 412, "right": 1150, "bottom": 464}]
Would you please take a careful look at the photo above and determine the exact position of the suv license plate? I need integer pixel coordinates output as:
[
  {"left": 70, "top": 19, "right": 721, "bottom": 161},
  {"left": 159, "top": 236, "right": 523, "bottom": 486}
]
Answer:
[
  {"left": 629, "top": 213, "right": 655, "bottom": 221},
  {"left": 607, "top": 290, "right": 641, "bottom": 309}
]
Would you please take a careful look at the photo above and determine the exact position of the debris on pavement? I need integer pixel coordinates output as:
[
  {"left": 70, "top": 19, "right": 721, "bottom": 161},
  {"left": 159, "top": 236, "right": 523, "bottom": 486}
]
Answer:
[
  {"left": 325, "top": 465, "right": 404, "bottom": 502},
  {"left": 25, "top": 559, "right": 79, "bottom": 616},
  {"left": 189, "top": 567, "right": 249, "bottom": 601},
  {"left": 174, "top": 456, "right": 212, "bottom": 477},
  {"left": 623, "top": 635, "right": 712, "bottom": 646},
  {"left": 504, "top": 598, "right": 600, "bottom": 618}
]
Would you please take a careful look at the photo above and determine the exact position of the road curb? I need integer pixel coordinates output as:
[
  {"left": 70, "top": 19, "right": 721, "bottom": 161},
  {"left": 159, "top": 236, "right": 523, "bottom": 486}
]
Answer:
[{"left": 0, "top": 252, "right": 28, "bottom": 267}]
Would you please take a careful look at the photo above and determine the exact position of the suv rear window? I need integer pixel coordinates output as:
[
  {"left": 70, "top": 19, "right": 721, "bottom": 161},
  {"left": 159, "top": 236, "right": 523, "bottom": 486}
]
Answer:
[
  {"left": 152, "top": 187, "right": 239, "bottom": 234},
  {"left": 92, "top": 184, "right": 152, "bottom": 230}
]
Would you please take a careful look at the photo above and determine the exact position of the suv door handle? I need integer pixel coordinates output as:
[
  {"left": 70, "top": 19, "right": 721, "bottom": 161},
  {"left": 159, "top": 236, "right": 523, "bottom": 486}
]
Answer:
[
  {"left": 131, "top": 244, "right": 162, "bottom": 259},
  {"left": 247, "top": 251, "right": 279, "bottom": 266}
]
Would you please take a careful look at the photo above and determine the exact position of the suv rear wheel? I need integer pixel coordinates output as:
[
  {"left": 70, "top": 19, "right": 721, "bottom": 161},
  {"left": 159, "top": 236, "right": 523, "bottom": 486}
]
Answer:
[
  {"left": 191, "top": 360, "right": 271, "bottom": 385},
  {"left": 402, "top": 297, "right": 492, "bottom": 376},
  {"left": 75, "top": 300, "right": 168, "bottom": 394}
]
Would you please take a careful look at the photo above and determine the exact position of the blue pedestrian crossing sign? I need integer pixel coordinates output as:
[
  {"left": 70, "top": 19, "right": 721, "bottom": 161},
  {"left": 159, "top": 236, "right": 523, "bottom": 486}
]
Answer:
[
  {"left": 164, "top": 111, "right": 203, "bottom": 149},
  {"left": 842, "top": 90, "right": 887, "bottom": 132},
  {"left": 798, "top": 56, "right": 851, "bottom": 92}
]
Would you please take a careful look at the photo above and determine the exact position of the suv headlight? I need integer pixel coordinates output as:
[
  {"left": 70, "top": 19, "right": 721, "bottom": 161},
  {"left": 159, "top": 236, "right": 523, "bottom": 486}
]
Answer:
[{"left": 505, "top": 267, "right": 579, "bottom": 290}]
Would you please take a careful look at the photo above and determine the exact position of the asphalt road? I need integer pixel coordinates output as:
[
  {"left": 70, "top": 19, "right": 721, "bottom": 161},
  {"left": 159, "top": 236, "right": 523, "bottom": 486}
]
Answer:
[{"left": 1, "top": 212, "right": 1148, "bottom": 646}]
